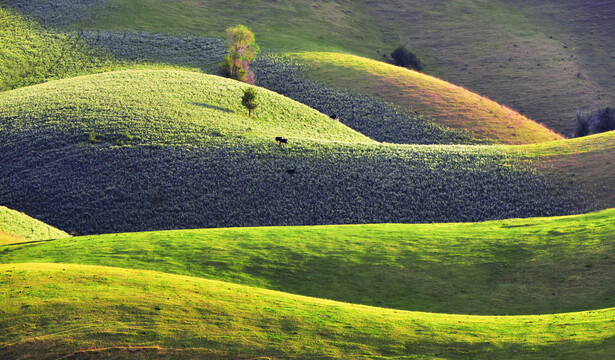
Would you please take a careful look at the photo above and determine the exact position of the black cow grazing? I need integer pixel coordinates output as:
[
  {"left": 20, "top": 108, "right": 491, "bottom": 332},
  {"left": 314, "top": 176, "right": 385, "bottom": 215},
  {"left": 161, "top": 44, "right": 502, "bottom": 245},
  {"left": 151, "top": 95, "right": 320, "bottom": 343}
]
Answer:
[
  {"left": 330, "top": 114, "right": 339, "bottom": 121},
  {"left": 286, "top": 167, "right": 296, "bottom": 175},
  {"left": 275, "top": 136, "right": 288, "bottom": 144}
]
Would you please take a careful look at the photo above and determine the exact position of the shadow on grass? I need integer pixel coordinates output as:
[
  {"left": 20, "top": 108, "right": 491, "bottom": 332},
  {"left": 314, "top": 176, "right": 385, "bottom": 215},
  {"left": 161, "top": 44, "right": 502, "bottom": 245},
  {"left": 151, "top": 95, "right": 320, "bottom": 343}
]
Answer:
[
  {"left": 1, "top": 333, "right": 613, "bottom": 359},
  {"left": 191, "top": 102, "right": 234, "bottom": 114}
]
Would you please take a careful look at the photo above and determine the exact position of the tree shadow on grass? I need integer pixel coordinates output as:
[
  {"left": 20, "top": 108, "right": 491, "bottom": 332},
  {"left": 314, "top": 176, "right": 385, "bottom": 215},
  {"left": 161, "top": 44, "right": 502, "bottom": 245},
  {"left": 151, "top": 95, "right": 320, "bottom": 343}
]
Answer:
[{"left": 192, "top": 102, "right": 235, "bottom": 114}]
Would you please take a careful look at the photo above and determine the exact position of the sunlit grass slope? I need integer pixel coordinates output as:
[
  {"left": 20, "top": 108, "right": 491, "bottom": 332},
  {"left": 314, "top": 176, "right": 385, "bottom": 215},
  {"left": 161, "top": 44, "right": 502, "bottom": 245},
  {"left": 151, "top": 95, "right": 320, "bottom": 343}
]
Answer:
[
  {"left": 0, "top": 69, "right": 370, "bottom": 145},
  {"left": 1, "top": 263, "right": 614, "bottom": 359},
  {"left": 0, "top": 5, "right": 194, "bottom": 92},
  {"left": 3, "top": 209, "right": 614, "bottom": 315},
  {"left": 0, "top": 207, "right": 69, "bottom": 245},
  {"left": 291, "top": 52, "right": 563, "bottom": 145}
]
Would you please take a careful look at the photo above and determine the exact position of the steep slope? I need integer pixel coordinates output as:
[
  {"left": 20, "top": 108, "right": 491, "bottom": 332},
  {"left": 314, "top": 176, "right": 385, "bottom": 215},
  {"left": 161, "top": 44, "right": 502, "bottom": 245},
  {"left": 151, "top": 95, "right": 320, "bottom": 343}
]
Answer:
[
  {"left": 2, "top": 209, "right": 614, "bottom": 315},
  {"left": 1, "top": 263, "right": 614, "bottom": 359},
  {"left": 291, "top": 52, "right": 563, "bottom": 144},
  {"left": 0, "top": 70, "right": 586, "bottom": 234},
  {"left": 0, "top": 206, "right": 69, "bottom": 245}
]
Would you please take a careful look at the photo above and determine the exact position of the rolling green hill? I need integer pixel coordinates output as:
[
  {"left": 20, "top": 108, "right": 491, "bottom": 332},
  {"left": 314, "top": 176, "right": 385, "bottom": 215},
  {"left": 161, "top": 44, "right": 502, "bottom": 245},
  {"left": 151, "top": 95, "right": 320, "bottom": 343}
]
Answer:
[
  {"left": 1, "top": 263, "right": 614, "bottom": 359},
  {"left": 0, "top": 206, "right": 69, "bottom": 245},
  {"left": 2, "top": 208, "right": 614, "bottom": 315},
  {"left": 0, "top": 69, "right": 369, "bottom": 145},
  {"left": 0, "top": 70, "right": 586, "bottom": 234}
]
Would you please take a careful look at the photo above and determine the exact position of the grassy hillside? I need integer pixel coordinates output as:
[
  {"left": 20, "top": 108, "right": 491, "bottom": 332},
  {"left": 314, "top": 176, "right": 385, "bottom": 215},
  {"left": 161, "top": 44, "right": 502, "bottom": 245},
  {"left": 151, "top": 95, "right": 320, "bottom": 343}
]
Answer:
[
  {"left": 1, "top": 263, "right": 614, "bottom": 359},
  {"left": 0, "top": 206, "right": 69, "bottom": 245},
  {"left": 291, "top": 52, "right": 563, "bottom": 144},
  {"left": 0, "top": 5, "right": 193, "bottom": 92},
  {"left": 2, "top": 209, "right": 614, "bottom": 315},
  {"left": 0, "top": 70, "right": 587, "bottom": 234}
]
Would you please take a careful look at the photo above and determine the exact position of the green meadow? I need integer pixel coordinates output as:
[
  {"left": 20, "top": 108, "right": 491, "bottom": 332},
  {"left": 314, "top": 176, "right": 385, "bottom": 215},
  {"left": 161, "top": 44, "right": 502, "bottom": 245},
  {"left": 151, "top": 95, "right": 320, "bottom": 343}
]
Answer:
[
  {"left": 2, "top": 209, "right": 615, "bottom": 316},
  {"left": 1, "top": 262, "right": 614, "bottom": 360}
]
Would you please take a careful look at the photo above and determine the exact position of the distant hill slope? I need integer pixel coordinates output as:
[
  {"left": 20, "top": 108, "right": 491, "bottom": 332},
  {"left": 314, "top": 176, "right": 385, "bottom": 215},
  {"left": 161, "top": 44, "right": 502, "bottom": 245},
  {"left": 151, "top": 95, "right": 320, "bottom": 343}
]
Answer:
[
  {"left": 0, "top": 206, "right": 69, "bottom": 244},
  {"left": 0, "top": 5, "right": 188, "bottom": 92},
  {"left": 3, "top": 208, "right": 614, "bottom": 315},
  {"left": 0, "top": 70, "right": 586, "bottom": 234},
  {"left": 1, "top": 263, "right": 614, "bottom": 359},
  {"left": 291, "top": 52, "right": 563, "bottom": 144},
  {"left": 367, "top": 0, "right": 615, "bottom": 136}
]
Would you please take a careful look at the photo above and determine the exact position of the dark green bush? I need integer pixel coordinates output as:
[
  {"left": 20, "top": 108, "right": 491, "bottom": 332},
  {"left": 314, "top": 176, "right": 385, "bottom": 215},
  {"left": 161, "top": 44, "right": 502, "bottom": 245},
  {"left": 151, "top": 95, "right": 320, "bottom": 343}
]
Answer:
[
  {"left": 391, "top": 46, "right": 423, "bottom": 71},
  {"left": 573, "top": 107, "right": 615, "bottom": 137}
]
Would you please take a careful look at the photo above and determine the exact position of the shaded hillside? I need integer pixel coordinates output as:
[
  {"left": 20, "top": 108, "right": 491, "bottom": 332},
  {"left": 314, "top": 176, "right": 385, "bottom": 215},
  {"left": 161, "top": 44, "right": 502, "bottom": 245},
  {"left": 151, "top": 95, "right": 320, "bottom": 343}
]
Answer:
[
  {"left": 1, "top": 263, "right": 614, "bottom": 359},
  {"left": 3, "top": 209, "right": 614, "bottom": 315},
  {"left": 0, "top": 70, "right": 586, "bottom": 234},
  {"left": 506, "top": 0, "right": 615, "bottom": 111},
  {"left": 511, "top": 130, "right": 615, "bottom": 210}
]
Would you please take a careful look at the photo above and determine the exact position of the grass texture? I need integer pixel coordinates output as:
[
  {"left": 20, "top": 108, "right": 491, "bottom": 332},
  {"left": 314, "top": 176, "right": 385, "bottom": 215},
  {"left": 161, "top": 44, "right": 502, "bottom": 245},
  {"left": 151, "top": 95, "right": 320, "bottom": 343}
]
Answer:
[
  {"left": 1, "top": 208, "right": 614, "bottom": 315},
  {"left": 0, "top": 69, "right": 369, "bottom": 145},
  {"left": 1, "top": 263, "right": 614, "bottom": 359},
  {"left": 510, "top": 131, "right": 615, "bottom": 210},
  {"left": 0, "top": 6, "right": 114, "bottom": 91}
]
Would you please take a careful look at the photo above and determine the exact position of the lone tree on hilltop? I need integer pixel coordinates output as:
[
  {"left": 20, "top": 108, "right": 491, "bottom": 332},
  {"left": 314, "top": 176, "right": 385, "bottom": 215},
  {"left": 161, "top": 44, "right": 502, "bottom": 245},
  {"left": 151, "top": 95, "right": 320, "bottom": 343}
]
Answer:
[
  {"left": 222, "top": 24, "right": 260, "bottom": 84},
  {"left": 242, "top": 87, "right": 259, "bottom": 118},
  {"left": 391, "top": 46, "right": 423, "bottom": 71}
]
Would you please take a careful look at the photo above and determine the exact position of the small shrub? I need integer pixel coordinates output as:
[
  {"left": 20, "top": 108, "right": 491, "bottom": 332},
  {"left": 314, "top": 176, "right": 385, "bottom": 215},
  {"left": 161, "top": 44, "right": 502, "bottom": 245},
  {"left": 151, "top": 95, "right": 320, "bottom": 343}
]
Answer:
[
  {"left": 88, "top": 131, "right": 102, "bottom": 143},
  {"left": 391, "top": 46, "right": 423, "bottom": 71}
]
